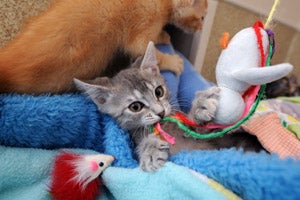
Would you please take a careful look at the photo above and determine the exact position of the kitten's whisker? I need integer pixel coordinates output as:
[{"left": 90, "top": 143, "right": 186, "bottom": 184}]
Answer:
[
  {"left": 131, "top": 128, "right": 139, "bottom": 139},
  {"left": 169, "top": 100, "right": 180, "bottom": 107},
  {"left": 178, "top": 85, "right": 210, "bottom": 93},
  {"left": 176, "top": 96, "right": 192, "bottom": 103}
]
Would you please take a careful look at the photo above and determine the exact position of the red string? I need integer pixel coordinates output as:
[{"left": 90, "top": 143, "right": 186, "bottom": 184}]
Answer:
[
  {"left": 253, "top": 21, "right": 266, "bottom": 66},
  {"left": 174, "top": 112, "right": 228, "bottom": 129},
  {"left": 240, "top": 21, "right": 266, "bottom": 117},
  {"left": 174, "top": 112, "right": 199, "bottom": 127}
]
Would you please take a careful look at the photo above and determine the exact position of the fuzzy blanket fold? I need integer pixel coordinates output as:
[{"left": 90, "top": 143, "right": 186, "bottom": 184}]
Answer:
[{"left": 0, "top": 94, "right": 107, "bottom": 152}]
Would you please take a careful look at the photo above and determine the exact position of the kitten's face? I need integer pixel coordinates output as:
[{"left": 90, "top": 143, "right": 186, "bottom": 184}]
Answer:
[
  {"left": 74, "top": 42, "right": 171, "bottom": 131},
  {"left": 171, "top": 0, "right": 208, "bottom": 33},
  {"left": 104, "top": 69, "right": 171, "bottom": 131}
]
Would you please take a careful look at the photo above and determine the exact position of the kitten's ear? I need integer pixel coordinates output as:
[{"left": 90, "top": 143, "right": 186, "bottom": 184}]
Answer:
[
  {"left": 73, "top": 77, "right": 113, "bottom": 105},
  {"left": 132, "top": 56, "right": 143, "bottom": 68},
  {"left": 140, "top": 41, "right": 160, "bottom": 75},
  {"left": 173, "top": 0, "right": 193, "bottom": 7},
  {"left": 192, "top": 0, "right": 208, "bottom": 8}
]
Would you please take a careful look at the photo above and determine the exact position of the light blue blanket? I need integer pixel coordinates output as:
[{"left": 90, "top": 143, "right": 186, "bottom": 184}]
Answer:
[
  {"left": 0, "top": 146, "right": 232, "bottom": 200},
  {"left": 1, "top": 144, "right": 299, "bottom": 200}
]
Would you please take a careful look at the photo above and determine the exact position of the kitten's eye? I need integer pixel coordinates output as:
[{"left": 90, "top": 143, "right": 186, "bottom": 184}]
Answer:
[
  {"left": 129, "top": 101, "right": 144, "bottom": 112},
  {"left": 155, "top": 86, "right": 164, "bottom": 99}
]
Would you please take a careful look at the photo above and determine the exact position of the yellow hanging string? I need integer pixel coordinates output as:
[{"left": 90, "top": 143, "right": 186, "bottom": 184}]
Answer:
[{"left": 265, "top": 0, "right": 281, "bottom": 29}]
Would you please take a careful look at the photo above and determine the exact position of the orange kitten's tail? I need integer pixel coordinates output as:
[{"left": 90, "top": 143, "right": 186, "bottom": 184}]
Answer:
[
  {"left": 0, "top": 61, "right": 13, "bottom": 93},
  {"left": 0, "top": 50, "right": 31, "bottom": 93}
]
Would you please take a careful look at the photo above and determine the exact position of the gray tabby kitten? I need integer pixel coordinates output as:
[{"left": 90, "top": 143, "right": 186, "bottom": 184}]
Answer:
[
  {"left": 74, "top": 42, "right": 171, "bottom": 171},
  {"left": 74, "top": 42, "right": 264, "bottom": 172}
]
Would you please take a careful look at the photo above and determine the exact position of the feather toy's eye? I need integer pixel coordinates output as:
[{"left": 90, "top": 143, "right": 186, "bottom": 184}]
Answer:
[
  {"left": 155, "top": 86, "right": 164, "bottom": 99},
  {"left": 99, "top": 162, "right": 104, "bottom": 167},
  {"left": 129, "top": 101, "right": 144, "bottom": 112}
]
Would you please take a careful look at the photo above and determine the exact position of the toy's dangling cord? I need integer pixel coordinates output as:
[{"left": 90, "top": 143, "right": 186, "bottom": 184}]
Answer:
[
  {"left": 152, "top": 1, "right": 279, "bottom": 143},
  {"left": 265, "top": 0, "right": 281, "bottom": 29}
]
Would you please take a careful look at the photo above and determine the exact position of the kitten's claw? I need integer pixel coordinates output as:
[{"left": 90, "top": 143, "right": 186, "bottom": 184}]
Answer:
[
  {"left": 137, "top": 134, "right": 169, "bottom": 172},
  {"left": 194, "top": 108, "right": 215, "bottom": 122},
  {"left": 189, "top": 86, "right": 220, "bottom": 124}
]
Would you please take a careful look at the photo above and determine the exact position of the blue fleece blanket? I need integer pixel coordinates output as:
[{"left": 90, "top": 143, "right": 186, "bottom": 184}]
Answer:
[{"left": 1, "top": 45, "right": 300, "bottom": 199}]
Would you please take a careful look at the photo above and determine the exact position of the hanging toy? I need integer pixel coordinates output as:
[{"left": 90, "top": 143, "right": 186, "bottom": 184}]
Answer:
[
  {"left": 209, "top": 21, "right": 292, "bottom": 125},
  {"left": 49, "top": 151, "right": 115, "bottom": 200},
  {"left": 153, "top": 0, "right": 293, "bottom": 141}
]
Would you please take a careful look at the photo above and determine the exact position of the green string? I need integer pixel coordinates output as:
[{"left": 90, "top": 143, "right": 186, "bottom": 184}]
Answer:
[{"left": 155, "top": 32, "right": 273, "bottom": 140}]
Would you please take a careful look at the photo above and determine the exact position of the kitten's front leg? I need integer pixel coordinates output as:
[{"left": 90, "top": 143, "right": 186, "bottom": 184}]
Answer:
[
  {"left": 155, "top": 31, "right": 183, "bottom": 75},
  {"left": 189, "top": 86, "right": 220, "bottom": 124},
  {"left": 136, "top": 133, "right": 169, "bottom": 172},
  {"left": 155, "top": 49, "right": 183, "bottom": 76}
]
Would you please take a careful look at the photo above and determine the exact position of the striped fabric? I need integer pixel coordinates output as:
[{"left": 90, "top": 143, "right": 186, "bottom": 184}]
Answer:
[{"left": 242, "top": 113, "right": 300, "bottom": 159}]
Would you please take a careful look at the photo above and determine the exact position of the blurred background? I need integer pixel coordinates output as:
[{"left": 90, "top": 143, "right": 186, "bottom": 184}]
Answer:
[{"left": 1, "top": 0, "right": 299, "bottom": 85}]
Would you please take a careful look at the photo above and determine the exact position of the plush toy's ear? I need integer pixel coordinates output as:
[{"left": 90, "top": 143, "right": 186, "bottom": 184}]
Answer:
[
  {"left": 73, "top": 77, "right": 113, "bottom": 105},
  {"left": 232, "top": 63, "right": 293, "bottom": 85},
  {"left": 220, "top": 32, "right": 230, "bottom": 49},
  {"left": 140, "top": 41, "right": 160, "bottom": 75}
]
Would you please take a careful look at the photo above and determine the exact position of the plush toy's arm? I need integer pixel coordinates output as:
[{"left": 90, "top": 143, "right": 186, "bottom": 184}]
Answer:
[{"left": 232, "top": 63, "right": 293, "bottom": 85}]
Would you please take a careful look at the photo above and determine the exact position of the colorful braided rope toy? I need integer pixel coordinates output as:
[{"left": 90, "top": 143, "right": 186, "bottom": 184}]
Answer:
[{"left": 153, "top": 1, "right": 293, "bottom": 143}]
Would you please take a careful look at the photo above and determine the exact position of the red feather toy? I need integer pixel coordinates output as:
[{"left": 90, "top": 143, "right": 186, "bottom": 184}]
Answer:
[{"left": 49, "top": 151, "right": 114, "bottom": 200}]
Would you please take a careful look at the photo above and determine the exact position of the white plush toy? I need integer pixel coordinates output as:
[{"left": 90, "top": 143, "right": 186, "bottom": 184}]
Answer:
[{"left": 212, "top": 21, "right": 293, "bottom": 125}]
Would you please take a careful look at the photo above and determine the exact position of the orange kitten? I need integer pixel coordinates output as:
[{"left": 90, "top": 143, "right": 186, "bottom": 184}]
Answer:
[{"left": 0, "top": 0, "right": 207, "bottom": 94}]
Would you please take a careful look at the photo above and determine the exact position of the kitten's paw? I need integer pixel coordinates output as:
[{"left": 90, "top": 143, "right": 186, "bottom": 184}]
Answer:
[
  {"left": 137, "top": 134, "right": 169, "bottom": 172},
  {"left": 189, "top": 87, "right": 220, "bottom": 124},
  {"left": 159, "top": 54, "right": 183, "bottom": 76},
  {"left": 157, "top": 31, "right": 171, "bottom": 44}
]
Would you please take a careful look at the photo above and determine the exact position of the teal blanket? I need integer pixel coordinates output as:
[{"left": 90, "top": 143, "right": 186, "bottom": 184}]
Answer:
[
  {"left": 0, "top": 146, "right": 238, "bottom": 200},
  {"left": 1, "top": 143, "right": 300, "bottom": 200}
]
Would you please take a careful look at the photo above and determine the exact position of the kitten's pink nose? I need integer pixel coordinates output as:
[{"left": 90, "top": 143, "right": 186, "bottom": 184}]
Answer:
[{"left": 158, "top": 111, "right": 165, "bottom": 119}]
